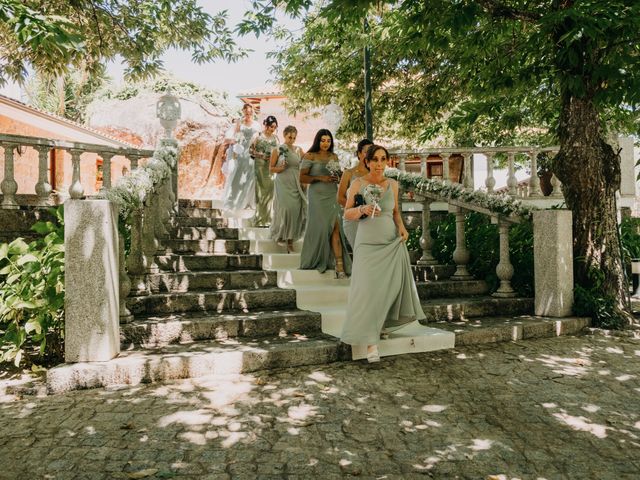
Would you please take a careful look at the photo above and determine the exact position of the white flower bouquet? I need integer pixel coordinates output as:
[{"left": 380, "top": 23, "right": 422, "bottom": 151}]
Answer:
[
  {"left": 276, "top": 145, "right": 288, "bottom": 168},
  {"left": 325, "top": 159, "right": 342, "bottom": 178},
  {"left": 363, "top": 183, "right": 384, "bottom": 215}
]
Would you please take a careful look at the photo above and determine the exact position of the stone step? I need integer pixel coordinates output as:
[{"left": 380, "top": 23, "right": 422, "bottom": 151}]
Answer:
[
  {"left": 250, "top": 238, "right": 304, "bottom": 254},
  {"left": 276, "top": 268, "right": 349, "bottom": 288},
  {"left": 145, "top": 270, "right": 278, "bottom": 293},
  {"left": 164, "top": 239, "right": 250, "bottom": 255},
  {"left": 178, "top": 199, "right": 214, "bottom": 209},
  {"left": 46, "top": 334, "right": 346, "bottom": 394},
  {"left": 178, "top": 206, "right": 223, "bottom": 218},
  {"left": 416, "top": 279, "right": 489, "bottom": 299},
  {"left": 433, "top": 315, "right": 591, "bottom": 347},
  {"left": 127, "top": 288, "right": 297, "bottom": 315},
  {"left": 171, "top": 226, "right": 238, "bottom": 241},
  {"left": 237, "top": 226, "right": 272, "bottom": 240},
  {"left": 412, "top": 264, "right": 456, "bottom": 282},
  {"left": 261, "top": 252, "right": 301, "bottom": 270},
  {"left": 173, "top": 216, "right": 228, "bottom": 228},
  {"left": 420, "top": 296, "right": 534, "bottom": 323},
  {"left": 154, "top": 253, "right": 263, "bottom": 272},
  {"left": 295, "top": 285, "right": 351, "bottom": 310},
  {"left": 121, "top": 309, "right": 322, "bottom": 347}
]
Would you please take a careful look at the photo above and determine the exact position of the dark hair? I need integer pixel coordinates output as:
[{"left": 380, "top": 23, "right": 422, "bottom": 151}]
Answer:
[
  {"left": 242, "top": 103, "right": 254, "bottom": 112},
  {"left": 283, "top": 125, "right": 297, "bottom": 135},
  {"left": 307, "top": 129, "right": 334, "bottom": 153},
  {"left": 263, "top": 115, "right": 278, "bottom": 127},
  {"left": 356, "top": 138, "right": 373, "bottom": 156},
  {"left": 364, "top": 144, "right": 390, "bottom": 171}
]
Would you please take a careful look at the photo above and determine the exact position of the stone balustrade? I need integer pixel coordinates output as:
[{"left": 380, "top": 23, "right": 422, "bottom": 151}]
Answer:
[{"left": 0, "top": 133, "right": 154, "bottom": 208}]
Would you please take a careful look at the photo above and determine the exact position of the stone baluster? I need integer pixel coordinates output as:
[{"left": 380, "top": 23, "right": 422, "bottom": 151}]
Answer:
[
  {"left": 99, "top": 152, "right": 115, "bottom": 195},
  {"left": 399, "top": 154, "right": 407, "bottom": 173},
  {"left": 1, "top": 144, "right": 18, "bottom": 208},
  {"left": 129, "top": 154, "right": 140, "bottom": 170},
  {"left": 420, "top": 155, "right": 427, "bottom": 177},
  {"left": 441, "top": 153, "right": 451, "bottom": 183},
  {"left": 492, "top": 219, "right": 516, "bottom": 297},
  {"left": 34, "top": 145, "right": 52, "bottom": 204},
  {"left": 528, "top": 149, "right": 541, "bottom": 197},
  {"left": 142, "top": 196, "right": 160, "bottom": 273},
  {"left": 550, "top": 173, "right": 563, "bottom": 198},
  {"left": 126, "top": 209, "right": 149, "bottom": 295},
  {"left": 154, "top": 178, "right": 171, "bottom": 242},
  {"left": 451, "top": 207, "right": 473, "bottom": 280},
  {"left": 506, "top": 151, "right": 518, "bottom": 196},
  {"left": 69, "top": 149, "right": 85, "bottom": 199},
  {"left": 462, "top": 153, "right": 474, "bottom": 189},
  {"left": 417, "top": 198, "right": 437, "bottom": 265},
  {"left": 484, "top": 153, "right": 495, "bottom": 193},
  {"left": 118, "top": 232, "right": 133, "bottom": 323}
]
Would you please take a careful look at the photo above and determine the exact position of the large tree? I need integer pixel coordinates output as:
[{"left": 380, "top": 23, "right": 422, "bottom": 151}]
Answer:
[
  {"left": 241, "top": 0, "right": 640, "bottom": 322},
  {"left": 0, "top": 0, "right": 244, "bottom": 86}
]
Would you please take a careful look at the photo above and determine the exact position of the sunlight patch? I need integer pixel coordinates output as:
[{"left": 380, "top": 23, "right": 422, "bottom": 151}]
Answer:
[
  {"left": 422, "top": 404, "right": 448, "bottom": 413},
  {"left": 469, "top": 438, "right": 493, "bottom": 451},
  {"left": 553, "top": 412, "right": 608, "bottom": 438},
  {"left": 158, "top": 409, "right": 212, "bottom": 427},
  {"left": 308, "top": 371, "right": 333, "bottom": 383}
]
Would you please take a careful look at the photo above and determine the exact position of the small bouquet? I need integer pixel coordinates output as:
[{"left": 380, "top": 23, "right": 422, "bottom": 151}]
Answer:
[
  {"left": 363, "top": 184, "right": 384, "bottom": 216},
  {"left": 275, "top": 145, "right": 288, "bottom": 168},
  {"left": 325, "top": 159, "right": 342, "bottom": 178}
]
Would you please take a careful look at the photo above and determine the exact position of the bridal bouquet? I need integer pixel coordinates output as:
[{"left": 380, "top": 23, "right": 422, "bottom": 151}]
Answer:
[
  {"left": 363, "top": 183, "right": 384, "bottom": 215},
  {"left": 275, "top": 145, "right": 288, "bottom": 168},
  {"left": 325, "top": 159, "right": 342, "bottom": 178}
]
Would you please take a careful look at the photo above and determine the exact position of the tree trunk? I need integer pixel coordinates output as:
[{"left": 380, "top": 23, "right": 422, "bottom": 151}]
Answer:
[{"left": 554, "top": 94, "right": 632, "bottom": 322}]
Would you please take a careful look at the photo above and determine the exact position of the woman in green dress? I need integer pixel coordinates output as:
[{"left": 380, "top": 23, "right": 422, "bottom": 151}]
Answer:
[
  {"left": 250, "top": 115, "right": 279, "bottom": 227},
  {"left": 337, "top": 138, "right": 373, "bottom": 248},
  {"left": 341, "top": 145, "right": 425, "bottom": 362},
  {"left": 269, "top": 125, "right": 306, "bottom": 252},
  {"left": 299, "top": 129, "right": 352, "bottom": 278}
]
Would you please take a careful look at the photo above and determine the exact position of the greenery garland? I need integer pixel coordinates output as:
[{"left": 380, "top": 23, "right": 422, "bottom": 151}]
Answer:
[
  {"left": 384, "top": 168, "right": 535, "bottom": 219},
  {"left": 106, "top": 145, "right": 178, "bottom": 220}
]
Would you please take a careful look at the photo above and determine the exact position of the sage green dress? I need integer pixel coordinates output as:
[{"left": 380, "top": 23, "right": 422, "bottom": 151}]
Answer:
[
  {"left": 340, "top": 180, "right": 425, "bottom": 346},
  {"left": 343, "top": 168, "right": 367, "bottom": 247},
  {"left": 222, "top": 121, "right": 260, "bottom": 213},
  {"left": 253, "top": 133, "right": 278, "bottom": 227},
  {"left": 270, "top": 146, "right": 306, "bottom": 242},
  {"left": 299, "top": 157, "right": 352, "bottom": 275}
]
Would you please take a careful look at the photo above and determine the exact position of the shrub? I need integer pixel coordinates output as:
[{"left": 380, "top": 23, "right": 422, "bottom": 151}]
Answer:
[{"left": 0, "top": 207, "right": 65, "bottom": 367}]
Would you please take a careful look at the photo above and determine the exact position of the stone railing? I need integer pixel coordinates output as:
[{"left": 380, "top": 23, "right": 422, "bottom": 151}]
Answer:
[
  {"left": 389, "top": 146, "right": 563, "bottom": 200},
  {"left": 0, "top": 133, "right": 154, "bottom": 208}
]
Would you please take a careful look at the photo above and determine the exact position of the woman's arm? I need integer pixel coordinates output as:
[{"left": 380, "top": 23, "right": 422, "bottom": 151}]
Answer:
[
  {"left": 391, "top": 180, "right": 409, "bottom": 241},
  {"left": 337, "top": 169, "right": 353, "bottom": 207},
  {"left": 343, "top": 179, "right": 376, "bottom": 221},
  {"left": 269, "top": 147, "right": 285, "bottom": 174},
  {"left": 299, "top": 154, "right": 332, "bottom": 184}
]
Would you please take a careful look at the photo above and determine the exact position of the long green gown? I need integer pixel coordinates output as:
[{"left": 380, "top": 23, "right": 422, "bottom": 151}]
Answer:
[
  {"left": 222, "top": 121, "right": 260, "bottom": 213},
  {"left": 343, "top": 168, "right": 367, "bottom": 247},
  {"left": 252, "top": 133, "right": 278, "bottom": 227},
  {"left": 340, "top": 180, "right": 425, "bottom": 346},
  {"left": 299, "top": 157, "right": 352, "bottom": 275},
  {"left": 270, "top": 145, "right": 306, "bottom": 242}
]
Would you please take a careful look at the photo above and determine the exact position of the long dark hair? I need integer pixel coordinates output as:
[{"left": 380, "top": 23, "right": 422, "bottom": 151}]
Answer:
[
  {"left": 307, "top": 129, "right": 334, "bottom": 153},
  {"left": 356, "top": 138, "right": 373, "bottom": 156},
  {"left": 364, "top": 144, "right": 390, "bottom": 171}
]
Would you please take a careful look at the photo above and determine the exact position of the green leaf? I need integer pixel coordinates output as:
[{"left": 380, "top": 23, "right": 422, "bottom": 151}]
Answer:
[
  {"left": 17, "top": 253, "right": 40, "bottom": 266},
  {"left": 0, "top": 243, "right": 8, "bottom": 260},
  {"left": 24, "top": 319, "right": 42, "bottom": 335}
]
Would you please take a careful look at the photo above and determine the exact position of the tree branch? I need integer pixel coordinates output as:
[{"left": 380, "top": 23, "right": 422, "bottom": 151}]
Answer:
[{"left": 476, "top": 0, "right": 542, "bottom": 22}]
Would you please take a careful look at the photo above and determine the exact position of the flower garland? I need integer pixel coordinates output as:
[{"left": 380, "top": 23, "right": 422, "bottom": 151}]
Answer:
[
  {"left": 384, "top": 168, "right": 535, "bottom": 219},
  {"left": 107, "top": 145, "right": 178, "bottom": 220}
]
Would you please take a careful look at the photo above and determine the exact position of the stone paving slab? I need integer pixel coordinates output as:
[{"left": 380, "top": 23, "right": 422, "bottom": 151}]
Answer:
[{"left": 1, "top": 334, "right": 639, "bottom": 479}]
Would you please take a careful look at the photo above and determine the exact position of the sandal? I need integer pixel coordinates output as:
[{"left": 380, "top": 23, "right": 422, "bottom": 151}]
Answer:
[
  {"left": 335, "top": 258, "right": 346, "bottom": 279},
  {"left": 366, "top": 345, "right": 380, "bottom": 363},
  {"left": 287, "top": 240, "right": 294, "bottom": 253}
]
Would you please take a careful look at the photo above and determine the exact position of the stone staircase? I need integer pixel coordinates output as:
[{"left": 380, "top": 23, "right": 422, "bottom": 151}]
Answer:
[{"left": 45, "top": 199, "right": 590, "bottom": 394}]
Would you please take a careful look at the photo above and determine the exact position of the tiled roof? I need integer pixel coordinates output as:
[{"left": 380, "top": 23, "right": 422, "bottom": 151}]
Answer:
[
  {"left": 237, "top": 89, "right": 283, "bottom": 98},
  {"left": 0, "top": 93, "right": 140, "bottom": 149}
]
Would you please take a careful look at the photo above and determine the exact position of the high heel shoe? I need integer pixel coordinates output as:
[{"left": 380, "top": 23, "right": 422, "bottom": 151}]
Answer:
[
  {"left": 287, "top": 240, "right": 294, "bottom": 253},
  {"left": 366, "top": 345, "right": 380, "bottom": 363},
  {"left": 334, "top": 258, "right": 347, "bottom": 279}
]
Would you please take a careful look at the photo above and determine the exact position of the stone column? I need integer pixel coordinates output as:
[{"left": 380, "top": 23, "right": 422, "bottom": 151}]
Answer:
[
  {"left": 451, "top": 207, "right": 473, "bottom": 280},
  {"left": 69, "top": 149, "right": 84, "bottom": 199},
  {"left": 484, "top": 153, "right": 495, "bottom": 193},
  {"left": 417, "top": 198, "right": 437, "bottom": 265},
  {"left": 420, "top": 156, "right": 427, "bottom": 177},
  {"left": 398, "top": 154, "right": 407, "bottom": 173},
  {"left": 127, "top": 209, "right": 149, "bottom": 295},
  {"left": 533, "top": 209, "right": 574, "bottom": 316},
  {"left": 492, "top": 219, "right": 516, "bottom": 297},
  {"left": 1, "top": 144, "right": 18, "bottom": 208},
  {"left": 441, "top": 153, "right": 451, "bottom": 184},
  {"left": 99, "top": 152, "right": 115, "bottom": 195},
  {"left": 619, "top": 136, "right": 636, "bottom": 197},
  {"left": 550, "top": 173, "right": 563, "bottom": 198},
  {"left": 64, "top": 199, "right": 120, "bottom": 362},
  {"left": 528, "top": 149, "right": 542, "bottom": 197},
  {"left": 118, "top": 232, "right": 133, "bottom": 323},
  {"left": 462, "top": 153, "right": 473, "bottom": 189},
  {"left": 34, "top": 145, "right": 52, "bottom": 204},
  {"left": 506, "top": 152, "right": 518, "bottom": 196}
]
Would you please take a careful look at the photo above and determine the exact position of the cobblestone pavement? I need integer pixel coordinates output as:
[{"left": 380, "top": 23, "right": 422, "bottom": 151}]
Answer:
[{"left": 1, "top": 333, "right": 640, "bottom": 480}]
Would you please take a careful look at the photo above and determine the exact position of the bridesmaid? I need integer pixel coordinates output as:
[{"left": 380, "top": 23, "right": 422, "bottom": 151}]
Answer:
[
  {"left": 341, "top": 145, "right": 425, "bottom": 362},
  {"left": 251, "top": 115, "right": 279, "bottom": 227},
  {"left": 269, "top": 125, "right": 306, "bottom": 252},
  {"left": 337, "top": 138, "right": 373, "bottom": 248},
  {"left": 222, "top": 103, "right": 261, "bottom": 213},
  {"left": 299, "top": 129, "right": 352, "bottom": 278}
]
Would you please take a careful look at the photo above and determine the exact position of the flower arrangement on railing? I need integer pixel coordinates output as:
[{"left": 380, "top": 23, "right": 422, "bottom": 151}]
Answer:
[
  {"left": 107, "top": 145, "right": 178, "bottom": 219},
  {"left": 384, "top": 168, "right": 535, "bottom": 219}
]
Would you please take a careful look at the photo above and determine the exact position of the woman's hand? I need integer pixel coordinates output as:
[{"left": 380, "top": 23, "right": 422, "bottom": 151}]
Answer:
[
  {"left": 359, "top": 204, "right": 378, "bottom": 217},
  {"left": 398, "top": 226, "right": 409, "bottom": 242}
]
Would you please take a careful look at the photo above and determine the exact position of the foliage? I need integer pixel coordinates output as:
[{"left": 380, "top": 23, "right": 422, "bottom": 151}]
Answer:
[
  {"left": 620, "top": 216, "right": 640, "bottom": 262},
  {"left": 0, "top": 0, "right": 244, "bottom": 86},
  {"left": 386, "top": 168, "right": 534, "bottom": 219},
  {"left": 574, "top": 269, "right": 625, "bottom": 330},
  {"left": 24, "top": 66, "right": 109, "bottom": 123},
  {"left": 106, "top": 144, "right": 177, "bottom": 221},
  {"left": 408, "top": 212, "right": 534, "bottom": 296},
  {"left": 0, "top": 207, "right": 65, "bottom": 367}
]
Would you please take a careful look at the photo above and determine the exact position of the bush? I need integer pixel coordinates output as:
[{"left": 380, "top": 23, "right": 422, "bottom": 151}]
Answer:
[
  {"left": 573, "top": 267, "right": 625, "bottom": 330},
  {"left": 0, "top": 207, "right": 65, "bottom": 367}
]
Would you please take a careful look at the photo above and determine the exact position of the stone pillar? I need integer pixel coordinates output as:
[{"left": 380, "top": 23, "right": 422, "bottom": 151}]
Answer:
[
  {"left": 492, "top": 219, "right": 516, "bottom": 297},
  {"left": 441, "top": 153, "right": 450, "bottom": 184},
  {"left": 127, "top": 209, "right": 149, "bottom": 295},
  {"left": 34, "top": 146, "right": 52, "bottom": 204},
  {"left": 420, "top": 156, "right": 427, "bottom": 177},
  {"left": 528, "top": 149, "right": 542, "bottom": 197},
  {"left": 484, "top": 153, "right": 495, "bottom": 193},
  {"left": 451, "top": 207, "right": 473, "bottom": 280},
  {"left": 1, "top": 144, "right": 18, "bottom": 208},
  {"left": 462, "top": 153, "right": 473, "bottom": 189},
  {"left": 533, "top": 209, "right": 574, "bottom": 317},
  {"left": 550, "top": 173, "right": 563, "bottom": 198},
  {"left": 64, "top": 199, "right": 120, "bottom": 362},
  {"left": 69, "top": 149, "right": 85, "bottom": 199},
  {"left": 506, "top": 152, "right": 518, "bottom": 196},
  {"left": 399, "top": 154, "right": 407, "bottom": 172},
  {"left": 118, "top": 233, "right": 133, "bottom": 323},
  {"left": 417, "top": 198, "right": 437, "bottom": 265},
  {"left": 99, "top": 152, "right": 115, "bottom": 195}
]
